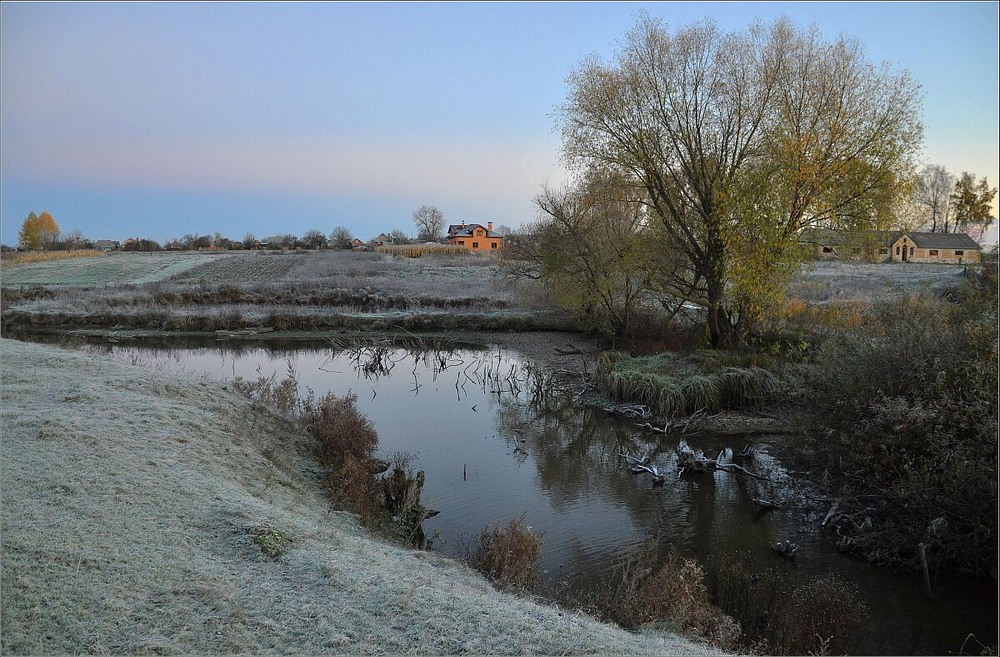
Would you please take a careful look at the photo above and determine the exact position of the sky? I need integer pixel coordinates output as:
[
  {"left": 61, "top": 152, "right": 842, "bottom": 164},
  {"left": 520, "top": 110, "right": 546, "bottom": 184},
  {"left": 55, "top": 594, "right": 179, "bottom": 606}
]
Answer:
[{"left": 1, "top": 2, "right": 998, "bottom": 247}]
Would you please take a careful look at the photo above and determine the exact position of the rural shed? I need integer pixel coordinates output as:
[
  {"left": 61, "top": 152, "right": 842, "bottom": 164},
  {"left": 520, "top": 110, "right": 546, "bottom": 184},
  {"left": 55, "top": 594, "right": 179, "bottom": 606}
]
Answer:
[{"left": 889, "top": 232, "right": 982, "bottom": 264}]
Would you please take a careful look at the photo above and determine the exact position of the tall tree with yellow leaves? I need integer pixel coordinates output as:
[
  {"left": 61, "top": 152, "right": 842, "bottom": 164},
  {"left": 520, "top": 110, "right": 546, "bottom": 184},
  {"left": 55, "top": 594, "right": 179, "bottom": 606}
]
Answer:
[{"left": 18, "top": 211, "right": 61, "bottom": 250}]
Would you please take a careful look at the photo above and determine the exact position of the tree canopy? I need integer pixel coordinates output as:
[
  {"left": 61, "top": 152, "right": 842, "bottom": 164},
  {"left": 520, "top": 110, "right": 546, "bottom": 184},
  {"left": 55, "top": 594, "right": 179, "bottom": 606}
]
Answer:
[
  {"left": 950, "top": 172, "right": 997, "bottom": 240},
  {"left": 556, "top": 16, "right": 923, "bottom": 346}
]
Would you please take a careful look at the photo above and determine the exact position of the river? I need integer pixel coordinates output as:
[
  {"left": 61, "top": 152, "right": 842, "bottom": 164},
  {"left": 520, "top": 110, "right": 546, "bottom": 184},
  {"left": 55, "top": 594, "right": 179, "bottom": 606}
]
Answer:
[{"left": 77, "top": 337, "right": 997, "bottom": 655}]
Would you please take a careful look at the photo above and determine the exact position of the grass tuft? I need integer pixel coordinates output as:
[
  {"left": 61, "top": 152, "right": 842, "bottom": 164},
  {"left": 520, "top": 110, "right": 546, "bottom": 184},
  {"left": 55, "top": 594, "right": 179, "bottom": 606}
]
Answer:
[{"left": 250, "top": 525, "right": 291, "bottom": 559}]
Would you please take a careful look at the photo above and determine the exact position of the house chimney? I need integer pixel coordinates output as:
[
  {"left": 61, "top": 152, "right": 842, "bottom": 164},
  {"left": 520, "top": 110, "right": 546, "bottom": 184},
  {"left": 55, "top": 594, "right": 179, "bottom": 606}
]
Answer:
[
  {"left": 487, "top": 221, "right": 493, "bottom": 231},
  {"left": 460, "top": 220, "right": 465, "bottom": 228}
]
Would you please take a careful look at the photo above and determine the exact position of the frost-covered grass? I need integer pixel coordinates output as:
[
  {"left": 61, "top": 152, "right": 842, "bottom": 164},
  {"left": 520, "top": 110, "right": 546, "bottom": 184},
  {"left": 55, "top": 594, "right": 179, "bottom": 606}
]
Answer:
[
  {"left": 0, "top": 339, "right": 717, "bottom": 656},
  {"left": 1, "top": 250, "right": 562, "bottom": 335},
  {"left": 787, "top": 260, "right": 968, "bottom": 303},
  {"left": 0, "top": 252, "right": 215, "bottom": 286}
]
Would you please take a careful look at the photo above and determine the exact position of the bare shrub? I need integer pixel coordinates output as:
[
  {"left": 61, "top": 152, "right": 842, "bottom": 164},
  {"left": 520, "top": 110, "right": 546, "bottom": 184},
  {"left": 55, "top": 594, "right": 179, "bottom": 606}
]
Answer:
[
  {"left": 230, "top": 372, "right": 300, "bottom": 416},
  {"left": 804, "top": 285, "right": 998, "bottom": 574},
  {"left": 301, "top": 392, "right": 380, "bottom": 517},
  {"left": 469, "top": 515, "right": 542, "bottom": 593}
]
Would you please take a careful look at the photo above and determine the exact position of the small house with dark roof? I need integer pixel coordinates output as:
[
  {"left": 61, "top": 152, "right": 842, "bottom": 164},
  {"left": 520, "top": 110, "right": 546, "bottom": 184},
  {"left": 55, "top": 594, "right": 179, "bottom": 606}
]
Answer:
[
  {"left": 799, "top": 228, "right": 891, "bottom": 261},
  {"left": 370, "top": 233, "right": 392, "bottom": 247},
  {"left": 446, "top": 221, "right": 504, "bottom": 252},
  {"left": 889, "top": 232, "right": 981, "bottom": 264}
]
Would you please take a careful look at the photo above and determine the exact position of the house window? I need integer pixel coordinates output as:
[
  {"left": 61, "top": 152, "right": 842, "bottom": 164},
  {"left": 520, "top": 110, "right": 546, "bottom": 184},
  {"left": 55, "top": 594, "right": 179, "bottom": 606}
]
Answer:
[
  {"left": 929, "top": 249, "right": 939, "bottom": 256},
  {"left": 458, "top": 240, "right": 465, "bottom": 246},
  {"left": 472, "top": 242, "right": 479, "bottom": 249},
  {"left": 491, "top": 243, "right": 498, "bottom": 249},
  {"left": 895, "top": 246, "right": 900, "bottom": 255},
  {"left": 910, "top": 247, "right": 914, "bottom": 256},
  {"left": 954, "top": 250, "right": 964, "bottom": 256}
]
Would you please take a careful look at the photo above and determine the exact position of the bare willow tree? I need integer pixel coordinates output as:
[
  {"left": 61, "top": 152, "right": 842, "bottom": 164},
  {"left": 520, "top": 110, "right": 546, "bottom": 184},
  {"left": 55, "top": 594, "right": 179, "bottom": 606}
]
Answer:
[
  {"left": 913, "top": 164, "right": 955, "bottom": 233},
  {"left": 509, "top": 170, "right": 676, "bottom": 340},
  {"left": 412, "top": 205, "right": 445, "bottom": 242},
  {"left": 558, "top": 16, "right": 923, "bottom": 346}
]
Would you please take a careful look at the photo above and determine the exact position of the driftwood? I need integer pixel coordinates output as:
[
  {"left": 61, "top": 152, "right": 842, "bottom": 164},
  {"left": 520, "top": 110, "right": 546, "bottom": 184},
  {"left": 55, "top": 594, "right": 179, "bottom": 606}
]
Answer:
[
  {"left": 618, "top": 449, "right": 665, "bottom": 485},
  {"left": 612, "top": 404, "right": 653, "bottom": 421},
  {"left": 675, "top": 442, "right": 773, "bottom": 481},
  {"left": 752, "top": 497, "right": 784, "bottom": 510},
  {"left": 770, "top": 540, "right": 799, "bottom": 559},
  {"left": 554, "top": 344, "right": 583, "bottom": 355},
  {"left": 635, "top": 408, "right": 718, "bottom": 436}
]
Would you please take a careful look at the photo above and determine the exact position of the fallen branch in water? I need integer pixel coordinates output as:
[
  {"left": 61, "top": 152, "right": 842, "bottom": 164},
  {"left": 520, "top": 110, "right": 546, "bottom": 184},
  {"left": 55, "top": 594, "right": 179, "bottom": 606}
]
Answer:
[
  {"left": 618, "top": 449, "right": 665, "bottom": 485},
  {"left": 635, "top": 408, "right": 719, "bottom": 436},
  {"left": 676, "top": 442, "right": 774, "bottom": 481},
  {"left": 752, "top": 496, "right": 784, "bottom": 510}
]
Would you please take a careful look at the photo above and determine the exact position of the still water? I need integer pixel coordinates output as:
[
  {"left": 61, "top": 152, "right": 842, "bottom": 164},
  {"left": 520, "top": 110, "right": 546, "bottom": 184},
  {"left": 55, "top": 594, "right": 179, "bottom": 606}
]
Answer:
[{"left": 81, "top": 338, "right": 996, "bottom": 655}]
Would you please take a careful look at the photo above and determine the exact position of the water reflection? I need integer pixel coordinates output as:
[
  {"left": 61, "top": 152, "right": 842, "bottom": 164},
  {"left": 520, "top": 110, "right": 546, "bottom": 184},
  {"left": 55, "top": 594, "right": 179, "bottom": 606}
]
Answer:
[{"left": 74, "top": 337, "right": 996, "bottom": 655}]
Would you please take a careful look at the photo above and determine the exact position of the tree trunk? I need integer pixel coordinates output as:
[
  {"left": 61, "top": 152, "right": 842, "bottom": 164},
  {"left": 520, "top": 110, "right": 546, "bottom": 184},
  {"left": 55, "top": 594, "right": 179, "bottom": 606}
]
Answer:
[{"left": 707, "top": 279, "right": 726, "bottom": 348}]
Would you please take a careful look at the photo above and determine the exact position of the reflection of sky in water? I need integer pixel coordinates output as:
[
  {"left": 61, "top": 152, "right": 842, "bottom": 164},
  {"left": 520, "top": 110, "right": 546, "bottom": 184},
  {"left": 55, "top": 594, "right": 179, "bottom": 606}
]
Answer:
[{"left": 88, "top": 341, "right": 998, "bottom": 655}]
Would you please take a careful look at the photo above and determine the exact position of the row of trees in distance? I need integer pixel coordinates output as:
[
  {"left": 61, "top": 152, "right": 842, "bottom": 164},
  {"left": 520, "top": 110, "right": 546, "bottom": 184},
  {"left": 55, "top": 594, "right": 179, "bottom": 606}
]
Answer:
[{"left": 9, "top": 204, "right": 494, "bottom": 253}]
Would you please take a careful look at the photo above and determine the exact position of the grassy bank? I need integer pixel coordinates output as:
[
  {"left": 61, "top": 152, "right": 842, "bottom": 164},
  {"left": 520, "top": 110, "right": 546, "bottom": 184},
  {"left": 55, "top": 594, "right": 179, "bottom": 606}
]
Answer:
[{"left": 0, "top": 338, "right": 714, "bottom": 655}]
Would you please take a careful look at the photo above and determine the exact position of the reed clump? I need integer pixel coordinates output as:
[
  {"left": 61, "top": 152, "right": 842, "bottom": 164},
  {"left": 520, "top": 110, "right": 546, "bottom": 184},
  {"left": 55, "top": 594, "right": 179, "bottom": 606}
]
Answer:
[{"left": 594, "top": 351, "right": 783, "bottom": 417}]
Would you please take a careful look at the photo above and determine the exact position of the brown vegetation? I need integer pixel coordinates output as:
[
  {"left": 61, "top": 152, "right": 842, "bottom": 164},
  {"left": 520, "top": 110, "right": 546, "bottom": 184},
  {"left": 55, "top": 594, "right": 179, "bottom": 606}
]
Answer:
[
  {"left": 0, "top": 249, "right": 105, "bottom": 266},
  {"left": 468, "top": 516, "right": 543, "bottom": 593}
]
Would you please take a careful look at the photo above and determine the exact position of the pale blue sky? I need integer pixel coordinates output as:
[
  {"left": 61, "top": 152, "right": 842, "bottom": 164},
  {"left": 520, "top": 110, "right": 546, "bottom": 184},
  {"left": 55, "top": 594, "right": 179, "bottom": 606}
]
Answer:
[{"left": 2, "top": 2, "right": 997, "bottom": 246}]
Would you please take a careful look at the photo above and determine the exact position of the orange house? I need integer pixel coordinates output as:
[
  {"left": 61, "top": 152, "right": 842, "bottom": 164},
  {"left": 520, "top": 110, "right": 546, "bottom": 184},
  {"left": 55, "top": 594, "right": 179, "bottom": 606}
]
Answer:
[{"left": 447, "top": 221, "right": 504, "bottom": 252}]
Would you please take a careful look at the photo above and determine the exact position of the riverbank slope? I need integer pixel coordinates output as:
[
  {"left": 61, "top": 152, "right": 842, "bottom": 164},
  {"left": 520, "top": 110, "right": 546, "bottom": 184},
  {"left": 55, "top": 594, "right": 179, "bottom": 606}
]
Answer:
[{"left": 0, "top": 338, "right": 716, "bottom": 655}]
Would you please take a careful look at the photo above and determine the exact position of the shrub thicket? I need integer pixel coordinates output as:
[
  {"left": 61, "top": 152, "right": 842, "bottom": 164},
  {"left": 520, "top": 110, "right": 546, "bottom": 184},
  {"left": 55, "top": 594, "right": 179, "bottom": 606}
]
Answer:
[{"left": 804, "top": 272, "right": 998, "bottom": 574}]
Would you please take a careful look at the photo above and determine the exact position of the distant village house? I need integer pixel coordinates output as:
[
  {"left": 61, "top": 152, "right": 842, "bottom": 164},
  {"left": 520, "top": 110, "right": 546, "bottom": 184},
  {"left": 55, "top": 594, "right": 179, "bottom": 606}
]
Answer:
[
  {"left": 370, "top": 233, "right": 392, "bottom": 247},
  {"left": 889, "top": 232, "right": 982, "bottom": 264},
  {"left": 800, "top": 228, "right": 982, "bottom": 265},
  {"left": 94, "top": 240, "right": 120, "bottom": 252},
  {"left": 446, "top": 221, "right": 504, "bottom": 252}
]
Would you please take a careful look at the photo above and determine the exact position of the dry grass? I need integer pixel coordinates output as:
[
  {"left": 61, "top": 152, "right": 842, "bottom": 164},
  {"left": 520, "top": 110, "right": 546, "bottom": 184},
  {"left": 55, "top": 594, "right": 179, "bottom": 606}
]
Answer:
[
  {"left": 1, "top": 338, "right": 718, "bottom": 655},
  {"left": 0, "top": 249, "right": 106, "bottom": 267},
  {"left": 376, "top": 244, "right": 472, "bottom": 257}
]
